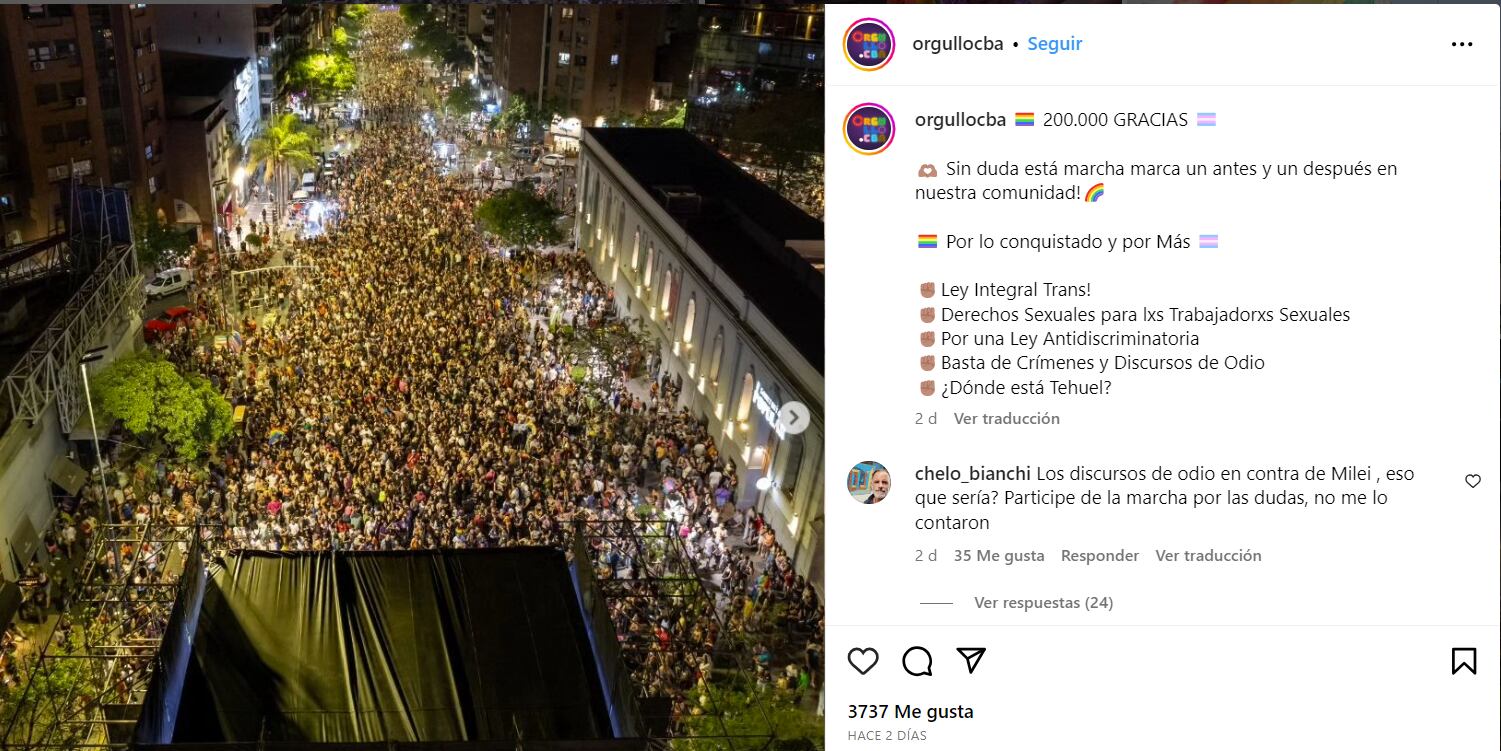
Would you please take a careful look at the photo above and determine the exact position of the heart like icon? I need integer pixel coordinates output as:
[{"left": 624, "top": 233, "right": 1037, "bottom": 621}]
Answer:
[
  {"left": 1465, "top": 474, "right": 1481, "bottom": 488},
  {"left": 848, "top": 647, "right": 879, "bottom": 675}
]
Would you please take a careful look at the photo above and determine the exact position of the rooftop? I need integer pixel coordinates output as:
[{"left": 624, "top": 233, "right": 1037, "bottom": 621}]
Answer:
[
  {"left": 584, "top": 127, "right": 824, "bottom": 372},
  {"left": 161, "top": 51, "right": 247, "bottom": 98}
]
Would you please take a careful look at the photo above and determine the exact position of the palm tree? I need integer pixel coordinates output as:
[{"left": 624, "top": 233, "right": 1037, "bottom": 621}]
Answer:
[{"left": 247, "top": 113, "right": 318, "bottom": 230}]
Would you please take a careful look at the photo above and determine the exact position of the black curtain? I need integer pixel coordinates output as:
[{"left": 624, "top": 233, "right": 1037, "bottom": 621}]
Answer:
[{"left": 173, "top": 549, "right": 613, "bottom": 744}]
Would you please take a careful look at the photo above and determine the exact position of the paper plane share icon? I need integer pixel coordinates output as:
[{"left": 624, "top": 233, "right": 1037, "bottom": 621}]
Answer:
[{"left": 956, "top": 647, "right": 986, "bottom": 674}]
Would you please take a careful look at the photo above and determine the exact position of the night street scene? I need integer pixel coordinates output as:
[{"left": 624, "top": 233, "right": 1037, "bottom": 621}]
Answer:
[{"left": 0, "top": 4, "right": 825, "bottom": 749}]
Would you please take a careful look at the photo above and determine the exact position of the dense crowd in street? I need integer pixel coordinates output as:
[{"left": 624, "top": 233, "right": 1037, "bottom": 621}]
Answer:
[{"left": 32, "top": 10, "right": 822, "bottom": 724}]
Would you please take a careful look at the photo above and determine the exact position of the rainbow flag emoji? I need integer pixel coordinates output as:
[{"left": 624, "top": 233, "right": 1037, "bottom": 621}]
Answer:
[
  {"left": 1199, "top": 234, "right": 1219, "bottom": 248},
  {"left": 1197, "top": 112, "right": 1216, "bottom": 127},
  {"left": 1015, "top": 112, "right": 1035, "bottom": 126},
  {"left": 917, "top": 234, "right": 939, "bottom": 249}
]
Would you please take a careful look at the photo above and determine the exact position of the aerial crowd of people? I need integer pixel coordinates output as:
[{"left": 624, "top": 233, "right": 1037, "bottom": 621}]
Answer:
[{"left": 3, "top": 10, "right": 824, "bottom": 730}]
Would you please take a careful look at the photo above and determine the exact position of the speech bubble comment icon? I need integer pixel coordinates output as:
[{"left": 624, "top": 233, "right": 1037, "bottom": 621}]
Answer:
[{"left": 903, "top": 646, "right": 933, "bottom": 677}]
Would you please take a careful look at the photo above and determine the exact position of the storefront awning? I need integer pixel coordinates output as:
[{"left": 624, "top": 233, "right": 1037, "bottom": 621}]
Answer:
[{"left": 47, "top": 454, "right": 89, "bottom": 496}]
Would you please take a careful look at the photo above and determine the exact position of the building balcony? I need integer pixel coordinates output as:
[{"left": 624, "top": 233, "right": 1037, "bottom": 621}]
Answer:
[{"left": 482, "top": 31, "right": 494, "bottom": 44}]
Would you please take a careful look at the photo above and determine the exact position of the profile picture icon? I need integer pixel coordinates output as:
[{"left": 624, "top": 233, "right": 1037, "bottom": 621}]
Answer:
[
  {"left": 844, "top": 18, "right": 894, "bottom": 71},
  {"left": 844, "top": 103, "right": 894, "bottom": 155},
  {"left": 849, "top": 461, "right": 892, "bottom": 504}
]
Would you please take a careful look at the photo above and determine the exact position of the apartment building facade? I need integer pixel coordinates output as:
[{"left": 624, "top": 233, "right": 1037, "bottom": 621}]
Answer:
[{"left": 0, "top": 3, "right": 170, "bottom": 246}]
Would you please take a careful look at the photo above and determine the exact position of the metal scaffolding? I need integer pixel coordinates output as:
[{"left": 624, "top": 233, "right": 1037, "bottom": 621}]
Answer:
[
  {"left": 0, "top": 234, "right": 70, "bottom": 291},
  {"left": 571, "top": 517, "right": 777, "bottom": 750},
  {"left": 1, "top": 237, "right": 141, "bottom": 433},
  {"left": 0, "top": 518, "right": 202, "bottom": 750}
]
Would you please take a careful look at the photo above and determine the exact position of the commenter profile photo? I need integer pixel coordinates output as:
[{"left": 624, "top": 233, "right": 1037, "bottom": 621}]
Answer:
[{"left": 849, "top": 461, "right": 891, "bottom": 504}]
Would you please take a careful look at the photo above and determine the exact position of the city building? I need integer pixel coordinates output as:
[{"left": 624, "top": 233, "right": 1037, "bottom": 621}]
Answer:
[
  {"left": 153, "top": 3, "right": 261, "bottom": 146},
  {"left": 486, "top": 4, "right": 543, "bottom": 111},
  {"left": 250, "top": 3, "right": 336, "bottom": 119},
  {"left": 154, "top": 3, "right": 256, "bottom": 59},
  {"left": 252, "top": 4, "right": 286, "bottom": 119},
  {"left": 470, "top": 4, "right": 499, "bottom": 101},
  {"left": 577, "top": 127, "right": 825, "bottom": 588},
  {"left": 284, "top": 3, "right": 337, "bottom": 55},
  {"left": 685, "top": 2, "right": 823, "bottom": 141},
  {"left": 650, "top": 5, "right": 700, "bottom": 107},
  {"left": 483, "top": 4, "right": 667, "bottom": 148},
  {"left": 161, "top": 51, "right": 249, "bottom": 242},
  {"left": 161, "top": 51, "right": 257, "bottom": 149},
  {"left": 0, "top": 3, "right": 170, "bottom": 246}
]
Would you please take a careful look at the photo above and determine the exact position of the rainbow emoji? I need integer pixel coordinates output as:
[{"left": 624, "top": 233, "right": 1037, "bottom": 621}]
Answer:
[
  {"left": 917, "top": 234, "right": 938, "bottom": 249},
  {"left": 1084, "top": 183, "right": 1105, "bottom": 203},
  {"left": 1015, "top": 112, "right": 1035, "bottom": 127},
  {"left": 1199, "top": 234, "right": 1219, "bottom": 248}
]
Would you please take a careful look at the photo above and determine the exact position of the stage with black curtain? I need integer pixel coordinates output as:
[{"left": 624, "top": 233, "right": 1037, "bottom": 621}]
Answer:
[{"left": 165, "top": 548, "right": 620, "bottom": 745}]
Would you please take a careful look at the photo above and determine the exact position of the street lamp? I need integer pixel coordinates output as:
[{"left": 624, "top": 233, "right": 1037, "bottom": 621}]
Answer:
[{"left": 80, "top": 346, "right": 123, "bottom": 580}]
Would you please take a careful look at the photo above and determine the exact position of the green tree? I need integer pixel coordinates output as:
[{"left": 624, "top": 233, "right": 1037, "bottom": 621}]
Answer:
[
  {"left": 401, "top": 9, "right": 472, "bottom": 70},
  {"left": 727, "top": 88, "right": 822, "bottom": 192},
  {"left": 677, "top": 683, "right": 823, "bottom": 750},
  {"left": 445, "top": 85, "right": 482, "bottom": 117},
  {"left": 411, "top": 21, "right": 449, "bottom": 57},
  {"left": 607, "top": 102, "right": 686, "bottom": 129},
  {"left": 0, "top": 630, "right": 99, "bottom": 748},
  {"left": 283, "top": 50, "right": 356, "bottom": 102},
  {"left": 341, "top": 4, "right": 372, "bottom": 26},
  {"left": 561, "top": 320, "right": 653, "bottom": 376},
  {"left": 438, "top": 38, "right": 474, "bottom": 70},
  {"left": 495, "top": 94, "right": 534, "bottom": 140},
  {"left": 398, "top": 3, "right": 431, "bottom": 25},
  {"left": 131, "top": 205, "right": 191, "bottom": 270},
  {"left": 656, "top": 101, "right": 687, "bottom": 128},
  {"left": 475, "top": 189, "right": 563, "bottom": 251},
  {"left": 248, "top": 113, "right": 318, "bottom": 219},
  {"left": 497, "top": 92, "right": 563, "bottom": 143},
  {"left": 91, "top": 351, "right": 234, "bottom": 457}
]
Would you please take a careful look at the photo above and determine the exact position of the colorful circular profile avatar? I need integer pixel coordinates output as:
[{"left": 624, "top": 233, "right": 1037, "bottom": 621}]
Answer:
[
  {"left": 848, "top": 461, "right": 891, "bottom": 505},
  {"left": 844, "top": 103, "right": 894, "bottom": 155},
  {"left": 844, "top": 18, "right": 895, "bottom": 71}
]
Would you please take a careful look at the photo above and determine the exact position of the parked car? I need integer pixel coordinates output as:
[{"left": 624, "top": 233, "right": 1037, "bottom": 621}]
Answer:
[
  {"left": 536, "top": 153, "right": 569, "bottom": 169},
  {"left": 144, "top": 267, "right": 194, "bottom": 299}
]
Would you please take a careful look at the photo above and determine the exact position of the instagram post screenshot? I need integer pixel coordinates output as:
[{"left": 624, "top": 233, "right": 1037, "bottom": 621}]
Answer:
[{"left": 0, "top": 3, "right": 1494, "bottom": 751}]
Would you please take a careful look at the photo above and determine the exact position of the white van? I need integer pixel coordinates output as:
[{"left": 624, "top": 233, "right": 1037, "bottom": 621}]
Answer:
[
  {"left": 300, "top": 171, "right": 317, "bottom": 191},
  {"left": 145, "top": 267, "right": 194, "bottom": 299}
]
